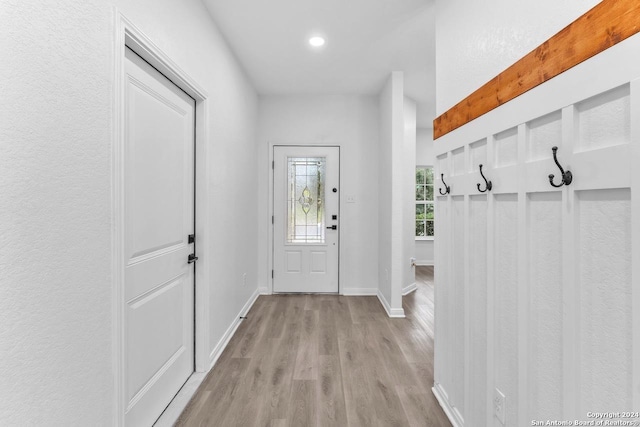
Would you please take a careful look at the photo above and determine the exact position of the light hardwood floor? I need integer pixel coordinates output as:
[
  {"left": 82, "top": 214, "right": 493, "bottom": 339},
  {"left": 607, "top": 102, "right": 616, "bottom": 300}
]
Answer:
[{"left": 175, "top": 266, "right": 451, "bottom": 426}]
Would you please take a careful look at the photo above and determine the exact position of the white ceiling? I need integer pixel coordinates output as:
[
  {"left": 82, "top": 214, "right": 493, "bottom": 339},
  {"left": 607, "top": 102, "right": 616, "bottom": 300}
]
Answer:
[{"left": 202, "top": 0, "right": 436, "bottom": 127}]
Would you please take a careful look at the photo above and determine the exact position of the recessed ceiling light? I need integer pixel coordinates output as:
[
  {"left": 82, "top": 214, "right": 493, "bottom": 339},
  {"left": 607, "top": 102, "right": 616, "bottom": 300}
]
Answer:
[{"left": 309, "top": 36, "right": 325, "bottom": 47}]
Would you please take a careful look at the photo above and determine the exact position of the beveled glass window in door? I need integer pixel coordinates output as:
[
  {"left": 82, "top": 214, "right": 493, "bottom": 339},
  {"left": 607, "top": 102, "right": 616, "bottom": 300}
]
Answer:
[{"left": 287, "top": 157, "right": 326, "bottom": 243}]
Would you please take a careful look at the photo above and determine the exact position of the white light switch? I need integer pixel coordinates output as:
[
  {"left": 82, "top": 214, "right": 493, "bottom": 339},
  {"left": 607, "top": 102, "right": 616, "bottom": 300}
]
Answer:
[{"left": 346, "top": 195, "right": 356, "bottom": 203}]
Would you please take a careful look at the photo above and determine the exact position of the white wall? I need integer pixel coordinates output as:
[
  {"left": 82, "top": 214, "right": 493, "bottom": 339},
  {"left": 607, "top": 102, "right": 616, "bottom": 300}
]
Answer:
[
  {"left": 433, "top": 50, "right": 640, "bottom": 424},
  {"left": 257, "top": 95, "right": 379, "bottom": 295},
  {"left": 433, "top": 1, "right": 635, "bottom": 426},
  {"left": 378, "top": 72, "right": 406, "bottom": 315},
  {"left": 0, "top": 0, "right": 258, "bottom": 424},
  {"left": 417, "top": 128, "right": 435, "bottom": 163},
  {"left": 416, "top": 128, "right": 435, "bottom": 265},
  {"left": 403, "top": 98, "right": 417, "bottom": 292},
  {"left": 0, "top": 2, "right": 113, "bottom": 424},
  {"left": 379, "top": 77, "right": 394, "bottom": 305},
  {"left": 435, "top": 0, "right": 601, "bottom": 114}
]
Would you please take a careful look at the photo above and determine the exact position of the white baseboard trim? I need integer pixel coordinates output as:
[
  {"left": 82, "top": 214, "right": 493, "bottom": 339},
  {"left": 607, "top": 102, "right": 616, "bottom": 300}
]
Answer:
[
  {"left": 402, "top": 282, "right": 418, "bottom": 296},
  {"left": 341, "top": 287, "right": 378, "bottom": 296},
  {"left": 416, "top": 260, "right": 434, "bottom": 266},
  {"left": 258, "top": 286, "right": 271, "bottom": 295},
  {"left": 376, "top": 290, "right": 405, "bottom": 318},
  {"left": 155, "top": 287, "right": 261, "bottom": 426},
  {"left": 154, "top": 371, "right": 207, "bottom": 427},
  {"left": 432, "top": 383, "right": 464, "bottom": 427},
  {"left": 208, "top": 287, "right": 260, "bottom": 369}
]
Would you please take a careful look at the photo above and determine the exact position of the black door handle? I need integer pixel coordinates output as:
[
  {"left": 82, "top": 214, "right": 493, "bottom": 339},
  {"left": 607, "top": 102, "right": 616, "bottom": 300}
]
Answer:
[
  {"left": 188, "top": 253, "right": 198, "bottom": 264},
  {"left": 326, "top": 225, "right": 337, "bottom": 230}
]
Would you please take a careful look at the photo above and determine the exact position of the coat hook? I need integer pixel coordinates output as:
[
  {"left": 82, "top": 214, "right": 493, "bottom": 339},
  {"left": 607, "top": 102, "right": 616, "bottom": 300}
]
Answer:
[
  {"left": 548, "top": 146, "right": 572, "bottom": 188},
  {"left": 439, "top": 173, "right": 450, "bottom": 195},
  {"left": 476, "top": 164, "right": 492, "bottom": 193}
]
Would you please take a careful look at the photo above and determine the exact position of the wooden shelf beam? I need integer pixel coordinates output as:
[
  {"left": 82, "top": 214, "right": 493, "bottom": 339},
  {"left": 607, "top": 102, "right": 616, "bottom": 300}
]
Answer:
[{"left": 434, "top": 0, "right": 640, "bottom": 140}]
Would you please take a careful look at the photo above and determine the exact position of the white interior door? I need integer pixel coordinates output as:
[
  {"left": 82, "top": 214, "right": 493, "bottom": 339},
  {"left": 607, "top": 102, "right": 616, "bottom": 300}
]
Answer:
[
  {"left": 273, "top": 146, "right": 339, "bottom": 293},
  {"left": 123, "top": 47, "right": 195, "bottom": 426}
]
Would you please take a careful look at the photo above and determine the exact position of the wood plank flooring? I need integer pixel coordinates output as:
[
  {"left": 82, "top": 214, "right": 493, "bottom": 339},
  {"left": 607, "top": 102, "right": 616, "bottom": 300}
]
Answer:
[{"left": 175, "top": 266, "right": 451, "bottom": 426}]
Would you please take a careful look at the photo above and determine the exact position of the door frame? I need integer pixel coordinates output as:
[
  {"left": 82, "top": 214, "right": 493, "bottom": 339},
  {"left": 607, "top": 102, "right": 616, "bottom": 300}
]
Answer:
[
  {"left": 268, "top": 143, "right": 341, "bottom": 294},
  {"left": 112, "top": 13, "right": 211, "bottom": 426}
]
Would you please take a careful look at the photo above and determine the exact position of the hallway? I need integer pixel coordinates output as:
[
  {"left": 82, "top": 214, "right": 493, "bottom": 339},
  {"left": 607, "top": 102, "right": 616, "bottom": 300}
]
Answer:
[{"left": 175, "top": 267, "right": 450, "bottom": 426}]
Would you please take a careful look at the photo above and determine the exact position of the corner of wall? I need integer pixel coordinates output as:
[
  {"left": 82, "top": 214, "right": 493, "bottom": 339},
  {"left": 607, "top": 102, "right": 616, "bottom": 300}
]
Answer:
[
  {"left": 432, "top": 384, "right": 464, "bottom": 427},
  {"left": 377, "top": 289, "right": 406, "bottom": 318},
  {"left": 377, "top": 72, "right": 410, "bottom": 313}
]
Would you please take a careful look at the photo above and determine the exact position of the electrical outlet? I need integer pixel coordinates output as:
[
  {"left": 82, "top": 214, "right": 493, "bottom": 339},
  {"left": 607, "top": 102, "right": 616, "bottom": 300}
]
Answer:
[
  {"left": 242, "top": 273, "right": 247, "bottom": 287},
  {"left": 494, "top": 388, "right": 506, "bottom": 425}
]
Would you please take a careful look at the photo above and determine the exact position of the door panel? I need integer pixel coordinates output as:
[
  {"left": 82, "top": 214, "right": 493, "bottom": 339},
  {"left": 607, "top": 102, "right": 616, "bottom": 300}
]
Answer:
[
  {"left": 124, "top": 47, "right": 195, "bottom": 426},
  {"left": 273, "top": 146, "right": 339, "bottom": 293}
]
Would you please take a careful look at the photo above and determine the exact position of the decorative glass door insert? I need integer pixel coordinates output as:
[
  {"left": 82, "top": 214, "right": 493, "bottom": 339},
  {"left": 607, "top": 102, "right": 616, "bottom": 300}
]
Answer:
[
  {"left": 287, "top": 157, "right": 326, "bottom": 243},
  {"left": 273, "top": 146, "right": 339, "bottom": 293}
]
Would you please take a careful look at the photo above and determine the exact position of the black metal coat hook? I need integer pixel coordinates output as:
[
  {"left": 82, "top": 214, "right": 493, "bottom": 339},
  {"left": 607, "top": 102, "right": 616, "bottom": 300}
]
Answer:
[
  {"left": 439, "top": 174, "right": 450, "bottom": 195},
  {"left": 548, "top": 146, "right": 572, "bottom": 188},
  {"left": 477, "top": 164, "right": 492, "bottom": 193}
]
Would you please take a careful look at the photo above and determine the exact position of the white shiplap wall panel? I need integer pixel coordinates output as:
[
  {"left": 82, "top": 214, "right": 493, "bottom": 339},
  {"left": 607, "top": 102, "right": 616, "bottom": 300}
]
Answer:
[
  {"left": 468, "top": 195, "right": 488, "bottom": 426},
  {"left": 433, "top": 32, "right": 640, "bottom": 427},
  {"left": 528, "top": 192, "right": 563, "bottom": 420}
]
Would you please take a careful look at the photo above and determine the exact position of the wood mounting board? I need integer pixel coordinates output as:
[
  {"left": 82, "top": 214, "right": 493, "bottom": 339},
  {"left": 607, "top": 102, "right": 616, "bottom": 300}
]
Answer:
[{"left": 433, "top": 0, "right": 640, "bottom": 139}]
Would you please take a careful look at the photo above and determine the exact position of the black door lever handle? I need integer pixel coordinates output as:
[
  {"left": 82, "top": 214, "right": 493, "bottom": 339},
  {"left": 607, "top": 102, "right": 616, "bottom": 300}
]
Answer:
[
  {"left": 188, "top": 254, "right": 198, "bottom": 264},
  {"left": 326, "top": 225, "right": 337, "bottom": 230}
]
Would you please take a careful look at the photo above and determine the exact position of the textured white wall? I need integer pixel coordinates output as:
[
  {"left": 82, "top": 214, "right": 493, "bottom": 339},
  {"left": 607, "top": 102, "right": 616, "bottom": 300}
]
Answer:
[
  {"left": 468, "top": 194, "right": 488, "bottom": 423},
  {"left": 435, "top": 0, "right": 601, "bottom": 114},
  {"left": 578, "top": 189, "right": 632, "bottom": 412},
  {"left": 416, "top": 128, "right": 435, "bottom": 164},
  {"left": 0, "top": 0, "right": 258, "bottom": 424},
  {"left": 433, "top": 17, "right": 640, "bottom": 422},
  {"left": 494, "top": 194, "right": 519, "bottom": 426},
  {"left": 378, "top": 76, "right": 394, "bottom": 304},
  {"left": 415, "top": 128, "right": 434, "bottom": 264},
  {"left": 256, "top": 95, "right": 379, "bottom": 294},
  {"left": 403, "top": 98, "right": 417, "bottom": 290},
  {"left": 378, "top": 72, "right": 405, "bottom": 313},
  {"left": 529, "top": 192, "right": 563, "bottom": 420},
  {"left": 0, "top": 1, "right": 114, "bottom": 424}
]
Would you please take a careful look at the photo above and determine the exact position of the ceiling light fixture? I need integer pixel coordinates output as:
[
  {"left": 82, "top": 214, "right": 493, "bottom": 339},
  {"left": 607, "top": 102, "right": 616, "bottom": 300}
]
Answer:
[{"left": 309, "top": 36, "right": 326, "bottom": 47}]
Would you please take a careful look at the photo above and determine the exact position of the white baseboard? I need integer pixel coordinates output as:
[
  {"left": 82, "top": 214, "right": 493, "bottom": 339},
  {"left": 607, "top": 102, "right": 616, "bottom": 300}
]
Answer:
[
  {"left": 156, "top": 287, "right": 261, "bottom": 427},
  {"left": 376, "top": 290, "right": 405, "bottom": 318},
  {"left": 402, "top": 282, "right": 418, "bottom": 296},
  {"left": 208, "top": 287, "right": 260, "bottom": 369},
  {"left": 432, "top": 383, "right": 464, "bottom": 427},
  {"left": 154, "top": 372, "right": 207, "bottom": 427},
  {"left": 258, "top": 286, "right": 271, "bottom": 295},
  {"left": 341, "top": 287, "right": 378, "bottom": 296},
  {"left": 416, "top": 260, "right": 434, "bottom": 266}
]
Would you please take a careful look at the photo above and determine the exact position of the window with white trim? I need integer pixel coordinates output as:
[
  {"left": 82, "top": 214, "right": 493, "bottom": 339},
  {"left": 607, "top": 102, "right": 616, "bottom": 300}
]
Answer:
[{"left": 415, "top": 166, "right": 434, "bottom": 238}]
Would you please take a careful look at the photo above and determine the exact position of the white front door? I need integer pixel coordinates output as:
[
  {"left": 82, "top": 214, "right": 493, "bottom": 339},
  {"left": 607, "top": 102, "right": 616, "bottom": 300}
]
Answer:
[
  {"left": 273, "top": 146, "right": 340, "bottom": 293},
  {"left": 123, "top": 47, "right": 195, "bottom": 426}
]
